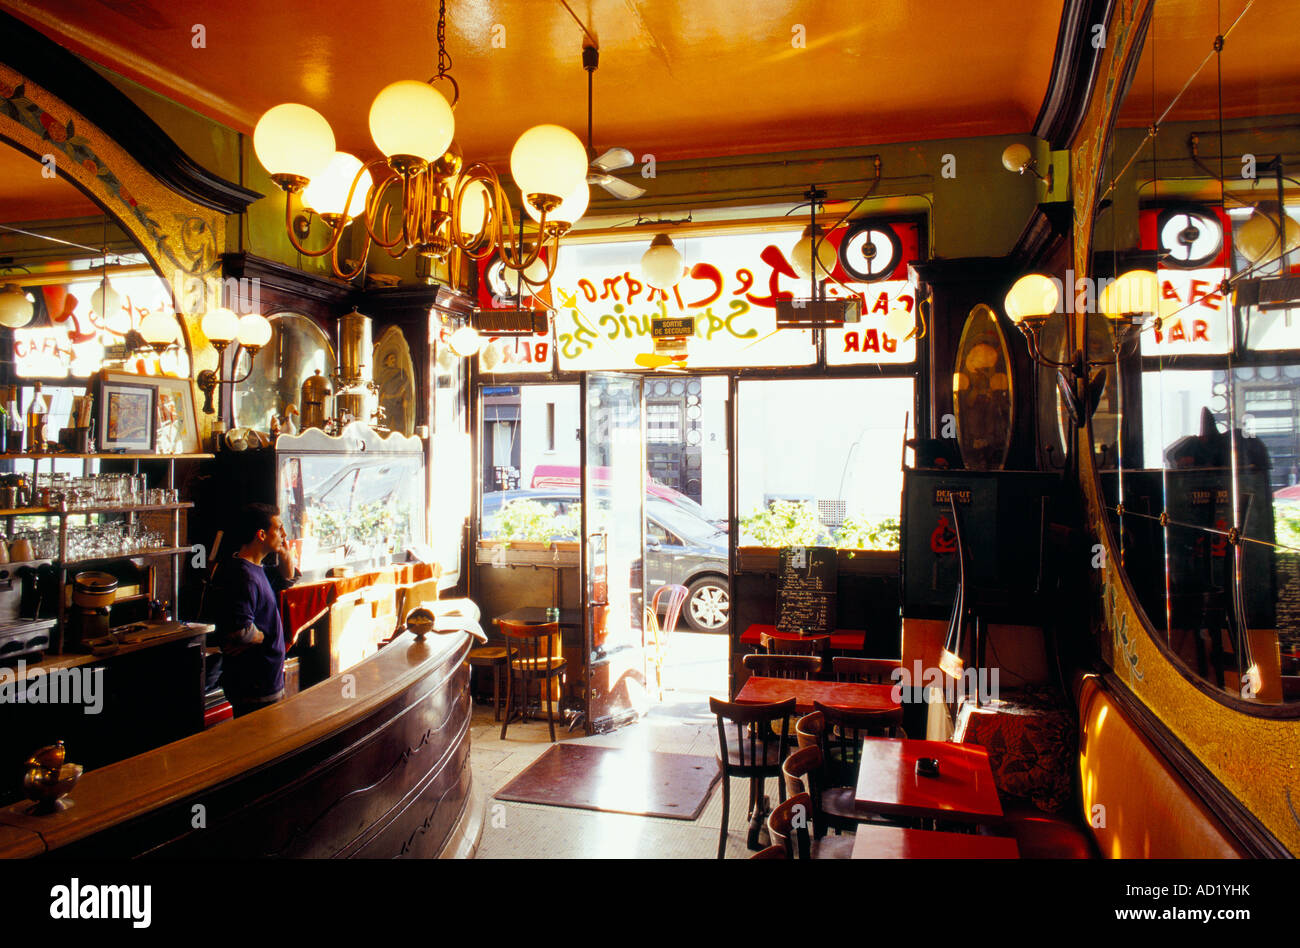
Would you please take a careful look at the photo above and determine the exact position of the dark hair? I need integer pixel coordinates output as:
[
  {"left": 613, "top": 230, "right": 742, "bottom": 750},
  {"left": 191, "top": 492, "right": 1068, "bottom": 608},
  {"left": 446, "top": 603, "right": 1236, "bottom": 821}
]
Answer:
[{"left": 233, "top": 503, "right": 278, "bottom": 550}]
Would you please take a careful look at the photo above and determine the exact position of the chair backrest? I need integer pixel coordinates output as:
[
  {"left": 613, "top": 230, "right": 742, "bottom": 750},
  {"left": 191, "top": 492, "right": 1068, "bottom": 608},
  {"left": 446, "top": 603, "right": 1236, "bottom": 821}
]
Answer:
[
  {"left": 499, "top": 620, "right": 560, "bottom": 673},
  {"left": 761, "top": 632, "right": 830, "bottom": 657},
  {"left": 794, "top": 710, "right": 824, "bottom": 750},
  {"left": 767, "top": 791, "right": 813, "bottom": 859},
  {"left": 652, "top": 584, "right": 689, "bottom": 637},
  {"left": 643, "top": 606, "right": 661, "bottom": 649},
  {"left": 832, "top": 657, "right": 902, "bottom": 684},
  {"left": 781, "top": 744, "right": 826, "bottom": 807},
  {"left": 743, "top": 653, "right": 823, "bottom": 680},
  {"left": 814, "top": 700, "right": 904, "bottom": 781},
  {"left": 709, "top": 696, "right": 794, "bottom": 771}
]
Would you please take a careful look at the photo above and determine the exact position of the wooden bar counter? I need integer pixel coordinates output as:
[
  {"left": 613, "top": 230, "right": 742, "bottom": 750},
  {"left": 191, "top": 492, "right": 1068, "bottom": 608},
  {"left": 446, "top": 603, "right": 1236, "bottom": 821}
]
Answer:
[{"left": 0, "top": 627, "right": 484, "bottom": 858}]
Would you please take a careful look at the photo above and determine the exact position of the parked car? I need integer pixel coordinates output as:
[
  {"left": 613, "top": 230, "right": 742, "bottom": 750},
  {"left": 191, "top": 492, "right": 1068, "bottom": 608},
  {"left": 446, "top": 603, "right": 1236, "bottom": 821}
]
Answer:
[
  {"left": 481, "top": 487, "right": 730, "bottom": 633},
  {"left": 530, "top": 464, "right": 727, "bottom": 531}
]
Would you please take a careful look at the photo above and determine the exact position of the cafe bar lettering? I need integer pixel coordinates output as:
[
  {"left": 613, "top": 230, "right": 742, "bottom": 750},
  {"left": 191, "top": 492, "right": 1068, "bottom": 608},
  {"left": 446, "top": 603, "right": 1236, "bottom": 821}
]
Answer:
[{"left": 479, "top": 229, "right": 920, "bottom": 372}]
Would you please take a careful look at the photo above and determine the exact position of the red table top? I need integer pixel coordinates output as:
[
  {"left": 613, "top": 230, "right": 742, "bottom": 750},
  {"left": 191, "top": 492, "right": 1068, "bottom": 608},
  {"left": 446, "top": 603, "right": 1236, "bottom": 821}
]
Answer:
[
  {"left": 850, "top": 824, "right": 1019, "bottom": 859},
  {"left": 740, "top": 624, "right": 866, "bottom": 651},
  {"left": 854, "top": 739, "right": 1003, "bottom": 823},
  {"left": 734, "top": 677, "right": 899, "bottom": 715}
]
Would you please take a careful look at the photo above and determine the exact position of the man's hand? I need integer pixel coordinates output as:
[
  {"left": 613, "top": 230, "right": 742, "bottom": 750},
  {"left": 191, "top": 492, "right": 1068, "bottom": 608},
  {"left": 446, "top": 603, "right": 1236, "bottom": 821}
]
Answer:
[{"left": 223, "top": 623, "right": 264, "bottom": 656}]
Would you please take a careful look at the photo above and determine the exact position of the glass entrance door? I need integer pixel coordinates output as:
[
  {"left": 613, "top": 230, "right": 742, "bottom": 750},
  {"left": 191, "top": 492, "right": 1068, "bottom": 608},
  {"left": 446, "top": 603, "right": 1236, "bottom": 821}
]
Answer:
[{"left": 581, "top": 372, "right": 647, "bottom": 732}]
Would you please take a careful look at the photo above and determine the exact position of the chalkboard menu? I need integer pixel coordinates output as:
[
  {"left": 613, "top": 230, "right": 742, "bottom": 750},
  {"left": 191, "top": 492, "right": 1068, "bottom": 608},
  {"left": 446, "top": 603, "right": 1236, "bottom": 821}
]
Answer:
[{"left": 776, "top": 546, "right": 836, "bottom": 635}]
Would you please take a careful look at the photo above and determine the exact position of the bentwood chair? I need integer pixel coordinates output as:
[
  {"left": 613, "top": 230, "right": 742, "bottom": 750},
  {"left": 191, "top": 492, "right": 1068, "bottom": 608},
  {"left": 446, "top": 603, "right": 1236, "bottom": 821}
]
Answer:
[
  {"left": 743, "top": 653, "right": 823, "bottom": 680},
  {"left": 767, "top": 791, "right": 853, "bottom": 860},
  {"left": 832, "top": 657, "right": 902, "bottom": 684},
  {"left": 794, "top": 710, "right": 824, "bottom": 749},
  {"left": 813, "top": 699, "right": 906, "bottom": 786},
  {"left": 645, "top": 583, "right": 689, "bottom": 701},
  {"left": 761, "top": 632, "right": 830, "bottom": 659},
  {"left": 710, "top": 696, "right": 795, "bottom": 859},
  {"left": 499, "top": 620, "right": 567, "bottom": 742},
  {"left": 783, "top": 744, "right": 869, "bottom": 838}
]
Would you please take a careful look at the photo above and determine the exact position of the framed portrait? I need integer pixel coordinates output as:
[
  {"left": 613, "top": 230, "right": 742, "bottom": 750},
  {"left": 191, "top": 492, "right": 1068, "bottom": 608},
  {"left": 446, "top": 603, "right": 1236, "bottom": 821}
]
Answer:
[
  {"left": 96, "top": 372, "right": 156, "bottom": 452},
  {"left": 151, "top": 375, "right": 201, "bottom": 454}
]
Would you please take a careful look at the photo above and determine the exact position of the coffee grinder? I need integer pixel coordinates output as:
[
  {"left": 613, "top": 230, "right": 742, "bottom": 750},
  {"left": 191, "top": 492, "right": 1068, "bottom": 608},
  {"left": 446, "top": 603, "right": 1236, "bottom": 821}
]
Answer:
[{"left": 70, "top": 571, "right": 117, "bottom": 646}]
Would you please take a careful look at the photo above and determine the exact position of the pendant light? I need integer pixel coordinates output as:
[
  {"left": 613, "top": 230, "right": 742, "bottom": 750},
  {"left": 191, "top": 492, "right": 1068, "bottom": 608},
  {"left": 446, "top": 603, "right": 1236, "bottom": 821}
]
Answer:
[
  {"left": 0, "top": 283, "right": 34, "bottom": 328},
  {"left": 641, "top": 234, "right": 685, "bottom": 289}
]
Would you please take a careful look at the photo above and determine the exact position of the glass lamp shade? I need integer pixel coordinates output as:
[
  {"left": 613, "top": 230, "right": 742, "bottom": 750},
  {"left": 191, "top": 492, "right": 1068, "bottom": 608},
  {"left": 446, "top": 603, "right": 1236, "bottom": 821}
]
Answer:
[
  {"left": 369, "top": 80, "right": 455, "bottom": 162},
  {"left": 1003, "top": 274, "right": 1059, "bottom": 324},
  {"left": 90, "top": 279, "right": 122, "bottom": 320},
  {"left": 641, "top": 234, "right": 685, "bottom": 289},
  {"left": 525, "top": 182, "right": 589, "bottom": 226},
  {"left": 510, "top": 125, "right": 588, "bottom": 206},
  {"left": 448, "top": 325, "right": 483, "bottom": 357},
  {"left": 139, "top": 311, "right": 180, "bottom": 346},
  {"left": 457, "top": 179, "right": 491, "bottom": 240},
  {"left": 201, "top": 307, "right": 240, "bottom": 344},
  {"left": 302, "top": 151, "right": 371, "bottom": 219},
  {"left": 1236, "top": 209, "right": 1300, "bottom": 264},
  {"left": 1099, "top": 269, "right": 1158, "bottom": 319},
  {"left": 0, "top": 284, "right": 34, "bottom": 328},
  {"left": 237, "top": 313, "right": 273, "bottom": 348},
  {"left": 790, "top": 228, "right": 837, "bottom": 280},
  {"left": 1001, "top": 143, "right": 1033, "bottom": 173},
  {"left": 254, "top": 103, "right": 336, "bottom": 182},
  {"left": 885, "top": 307, "right": 914, "bottom": 340}
]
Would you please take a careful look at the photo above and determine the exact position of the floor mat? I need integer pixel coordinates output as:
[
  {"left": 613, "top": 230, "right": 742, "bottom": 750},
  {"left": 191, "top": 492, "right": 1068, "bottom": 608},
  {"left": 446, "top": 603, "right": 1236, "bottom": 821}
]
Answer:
[{"left": 494, "top": 743, "right": 721, "bottom": 820}]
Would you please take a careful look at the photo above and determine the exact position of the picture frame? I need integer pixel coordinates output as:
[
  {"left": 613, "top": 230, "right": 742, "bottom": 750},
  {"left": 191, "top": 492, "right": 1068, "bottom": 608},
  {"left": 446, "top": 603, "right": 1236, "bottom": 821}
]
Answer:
[
  {"left": 96, "top": 372, "right": 156, "bottom": 453},
  {"left": 150, "top": 374, "right": 201, "bottom": 455}
]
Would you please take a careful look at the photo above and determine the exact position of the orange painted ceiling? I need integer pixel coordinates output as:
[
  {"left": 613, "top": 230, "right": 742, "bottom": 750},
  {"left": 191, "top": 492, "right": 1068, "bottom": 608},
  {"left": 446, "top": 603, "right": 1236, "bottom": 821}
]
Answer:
[
  {"left": 0, "top": 145, "right": 101, "bottom": 220},
  {"left": 1118, "top": 0, "right": 1300, "bottom": 126},
  {"left": 1, "top": 0, "right": 1066, "bottom": 166}
]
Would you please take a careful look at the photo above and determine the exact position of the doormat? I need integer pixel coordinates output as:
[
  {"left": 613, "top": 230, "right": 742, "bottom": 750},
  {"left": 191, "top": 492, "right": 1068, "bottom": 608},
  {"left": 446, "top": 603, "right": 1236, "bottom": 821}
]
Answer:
[{"left": 494, "top": 744, "right": 721, "bottom": 820}]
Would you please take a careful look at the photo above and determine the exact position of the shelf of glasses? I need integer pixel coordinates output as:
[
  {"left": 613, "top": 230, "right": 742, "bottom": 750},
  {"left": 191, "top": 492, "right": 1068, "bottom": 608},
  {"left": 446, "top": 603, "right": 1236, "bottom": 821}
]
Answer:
[
  {"left": 0, "top": 453, "right": 213, "bottom": 460},
  {"left": 61, "top": 547, "right": 193, "bottom": 568},
  {"left": 0, "top": 502, "right": 193, "bottom": 517}
]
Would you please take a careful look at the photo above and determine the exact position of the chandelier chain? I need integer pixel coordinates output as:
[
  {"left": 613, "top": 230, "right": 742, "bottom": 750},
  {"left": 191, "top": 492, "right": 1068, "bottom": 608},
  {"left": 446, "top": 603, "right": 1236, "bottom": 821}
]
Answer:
[{"left": 435, "top": 0, "right": 452, "bottom": 78}]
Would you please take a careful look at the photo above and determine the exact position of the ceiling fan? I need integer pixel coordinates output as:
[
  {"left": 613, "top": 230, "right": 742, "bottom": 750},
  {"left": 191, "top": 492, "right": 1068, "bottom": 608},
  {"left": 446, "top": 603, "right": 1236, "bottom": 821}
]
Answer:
[{"left": 583, "top": 45, "right": 645, "bottom": 201}]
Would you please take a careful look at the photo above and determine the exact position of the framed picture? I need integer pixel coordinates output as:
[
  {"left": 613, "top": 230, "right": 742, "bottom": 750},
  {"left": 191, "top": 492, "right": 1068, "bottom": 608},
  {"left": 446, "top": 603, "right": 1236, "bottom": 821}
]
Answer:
[
  {"left": 96, "top": 372, "right": 156, "bottom": 452},
  {"left": 151, "top": 375, "right": 201, "bottom": 454}
]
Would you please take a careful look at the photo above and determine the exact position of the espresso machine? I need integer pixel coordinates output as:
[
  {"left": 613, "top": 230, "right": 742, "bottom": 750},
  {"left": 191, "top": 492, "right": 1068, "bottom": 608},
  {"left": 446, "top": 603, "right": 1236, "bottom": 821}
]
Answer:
[
  {"left": 68, "top": 571, "right": 117, "bottom": 647},
  {"left": 332, "top": 308, "right": 378, "bottom": 428}
]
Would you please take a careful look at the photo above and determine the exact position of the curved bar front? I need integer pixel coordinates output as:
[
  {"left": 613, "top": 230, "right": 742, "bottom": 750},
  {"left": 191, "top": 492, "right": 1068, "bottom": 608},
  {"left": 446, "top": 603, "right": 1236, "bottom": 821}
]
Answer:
[{"left": 0, "top": 630, "right": 483, "bottom": 859}]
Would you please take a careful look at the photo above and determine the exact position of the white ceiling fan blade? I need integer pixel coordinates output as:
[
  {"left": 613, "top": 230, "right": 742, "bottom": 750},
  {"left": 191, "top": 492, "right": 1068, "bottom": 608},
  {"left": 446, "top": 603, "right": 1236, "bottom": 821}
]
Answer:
[
  {"left": 589, "top": 173, "right": 646, "bottom": 200},
  {"left": 591, "top": 146, "right": 635, "bottom": 173}
]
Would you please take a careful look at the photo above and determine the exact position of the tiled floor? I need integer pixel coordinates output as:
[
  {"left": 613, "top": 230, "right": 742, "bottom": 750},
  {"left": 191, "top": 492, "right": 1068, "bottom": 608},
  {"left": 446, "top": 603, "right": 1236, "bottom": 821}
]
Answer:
[{"left": 472, "top": 631, "right": 771, "bottom": 859}]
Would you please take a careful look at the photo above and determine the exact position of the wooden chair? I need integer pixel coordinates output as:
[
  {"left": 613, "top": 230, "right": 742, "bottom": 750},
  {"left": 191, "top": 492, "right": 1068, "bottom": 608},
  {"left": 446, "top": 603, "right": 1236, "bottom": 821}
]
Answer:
[
  {"left": 645, "top": 583, "right": 689, "bottom": 701},
  {"left": 761, "top": 632, "right": 830, "bottom": 658},
  {"left": 767, "top": 791, "right": 853, "bottom": 859},
  {"left": 794, "top": 710, "right": 824, "bottom": 749},
  {"left": 832, "top": 657, "right": 902, "bottom": 684},
  {"left": 709, "top": 696, "right": 795, "bottom": 859},
  {"left": 743, "top": 653, "right": 823, "bottom": 680},
  {"left": 499, "top": 620, "right": 567, "bottom": 742},
  {"left": 783, "top": 743, "right": 867, "bottom": 837},
  {"left": 814, "top": 699, "right": 905, "bottom": 786}
]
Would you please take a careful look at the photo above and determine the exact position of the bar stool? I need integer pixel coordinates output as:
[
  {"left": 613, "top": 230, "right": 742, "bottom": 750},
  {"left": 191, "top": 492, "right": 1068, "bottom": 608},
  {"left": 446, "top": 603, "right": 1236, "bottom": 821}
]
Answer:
[{"left": 467, "top": 645, "right": 510, "bottom": 721}]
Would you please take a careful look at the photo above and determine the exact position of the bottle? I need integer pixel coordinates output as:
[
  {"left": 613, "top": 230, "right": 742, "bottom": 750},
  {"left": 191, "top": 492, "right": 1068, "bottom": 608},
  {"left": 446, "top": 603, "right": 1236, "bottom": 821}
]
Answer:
[
  {"left": 26, "top": 382, "right": 47, "bottom": 453},
  {"left": 9, "top": 396, "right": 24, "bottom": 454},
  {"left": 0, "top": 403, "right": 8, "bottom": 454}
]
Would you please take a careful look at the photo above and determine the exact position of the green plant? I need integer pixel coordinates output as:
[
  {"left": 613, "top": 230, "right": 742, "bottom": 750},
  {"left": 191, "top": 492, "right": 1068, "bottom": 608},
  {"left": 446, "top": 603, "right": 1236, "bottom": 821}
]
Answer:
[
  {"left": 834, "top": 514, "right": 900, "bottom": 551},
  {"left": 1277, "top": 501, "right": 1300, "bottom": 552},
  {"left": 740, "top": 500, "right": 829, "bottom": 546},
  {"left": 487, "top": 499, "right": 576, "bottom": 546}
]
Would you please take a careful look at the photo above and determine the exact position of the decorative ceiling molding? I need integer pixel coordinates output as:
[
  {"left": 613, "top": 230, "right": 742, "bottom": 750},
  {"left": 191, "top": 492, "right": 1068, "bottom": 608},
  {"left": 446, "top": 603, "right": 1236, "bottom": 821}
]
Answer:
[
  {"left": 0, "top": 9, "right": 260, "bottom": 215},
  {"left": 1032, "top": 0, "right": 1112, "bottom": 149}
]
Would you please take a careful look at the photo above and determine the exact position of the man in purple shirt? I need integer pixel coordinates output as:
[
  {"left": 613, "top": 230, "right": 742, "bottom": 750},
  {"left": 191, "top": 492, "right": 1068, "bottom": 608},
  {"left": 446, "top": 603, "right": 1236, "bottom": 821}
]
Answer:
[{"left": 215, "top": 503, "right": 298, "bottom": 718}]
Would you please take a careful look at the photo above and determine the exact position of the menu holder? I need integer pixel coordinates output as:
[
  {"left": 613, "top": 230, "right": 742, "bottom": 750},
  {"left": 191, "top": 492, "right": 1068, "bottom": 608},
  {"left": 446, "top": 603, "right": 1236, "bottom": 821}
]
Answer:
[{"left": 776, "top": 545, "right": 835, "bottom": 636}]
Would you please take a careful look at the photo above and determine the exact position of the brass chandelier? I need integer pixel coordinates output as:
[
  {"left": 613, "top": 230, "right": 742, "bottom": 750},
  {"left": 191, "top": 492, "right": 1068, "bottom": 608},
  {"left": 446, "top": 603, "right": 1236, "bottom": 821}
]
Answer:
[{"left": 252, "top": 0, "right": 590, "bottom": 282}]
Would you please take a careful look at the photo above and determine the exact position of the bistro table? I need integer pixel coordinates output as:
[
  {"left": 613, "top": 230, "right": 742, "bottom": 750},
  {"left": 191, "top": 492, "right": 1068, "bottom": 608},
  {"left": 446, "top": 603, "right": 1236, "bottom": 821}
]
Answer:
[
  {"left": 734, "top": 676, "right": 899, "bottom": 715},
  {"left": 740, "top": 623, "right": 866, "bottom": 652},
  {"left": 850, "top": 824, "right": 1019, "bottom": 859},
  {"left": 853, "top": 738, "right": 1003, "bottom": 824}
]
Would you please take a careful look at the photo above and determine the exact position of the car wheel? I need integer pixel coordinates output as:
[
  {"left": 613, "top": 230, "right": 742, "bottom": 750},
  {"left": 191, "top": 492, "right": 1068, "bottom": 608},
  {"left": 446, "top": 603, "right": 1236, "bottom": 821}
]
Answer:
[{"left": 684, "top": 576, "right": 729, "bottom": 632}]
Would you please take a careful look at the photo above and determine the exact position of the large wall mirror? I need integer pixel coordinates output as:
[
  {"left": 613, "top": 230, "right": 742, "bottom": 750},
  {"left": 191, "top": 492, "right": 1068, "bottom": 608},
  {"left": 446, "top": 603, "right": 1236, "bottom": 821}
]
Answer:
[
  {"left": 1091, "top": 0, "right": 1300, "bottom": 711},
  {"left": 233, "top": 312, "right": 335, "bottom": 432}
]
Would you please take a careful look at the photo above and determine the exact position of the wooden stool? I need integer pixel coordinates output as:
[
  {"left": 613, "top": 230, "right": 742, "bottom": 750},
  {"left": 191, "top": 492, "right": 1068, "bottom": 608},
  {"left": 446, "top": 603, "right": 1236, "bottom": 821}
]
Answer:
[{"left": 468, "top": 646, "right": 510, "bottom": 721}]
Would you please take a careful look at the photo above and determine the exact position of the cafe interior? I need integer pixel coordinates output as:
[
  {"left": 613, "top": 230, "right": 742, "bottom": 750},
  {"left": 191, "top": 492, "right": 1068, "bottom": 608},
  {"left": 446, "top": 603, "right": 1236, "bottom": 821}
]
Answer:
[{"left": 0, "top": 0, "right": 1296, "bottom": 863}]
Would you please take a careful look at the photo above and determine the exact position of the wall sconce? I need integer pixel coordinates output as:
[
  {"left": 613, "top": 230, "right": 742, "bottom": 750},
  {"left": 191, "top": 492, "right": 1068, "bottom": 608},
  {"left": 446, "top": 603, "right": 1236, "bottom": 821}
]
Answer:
[
  {"left": 1001, "top": 143, "right": 1053, "bottom": 190},
  {"left": 195, "top": 309, "right": 272, "bottom": 419},
  {"left": 138, "top": 312, "right": 182, "bottom": 353}
]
